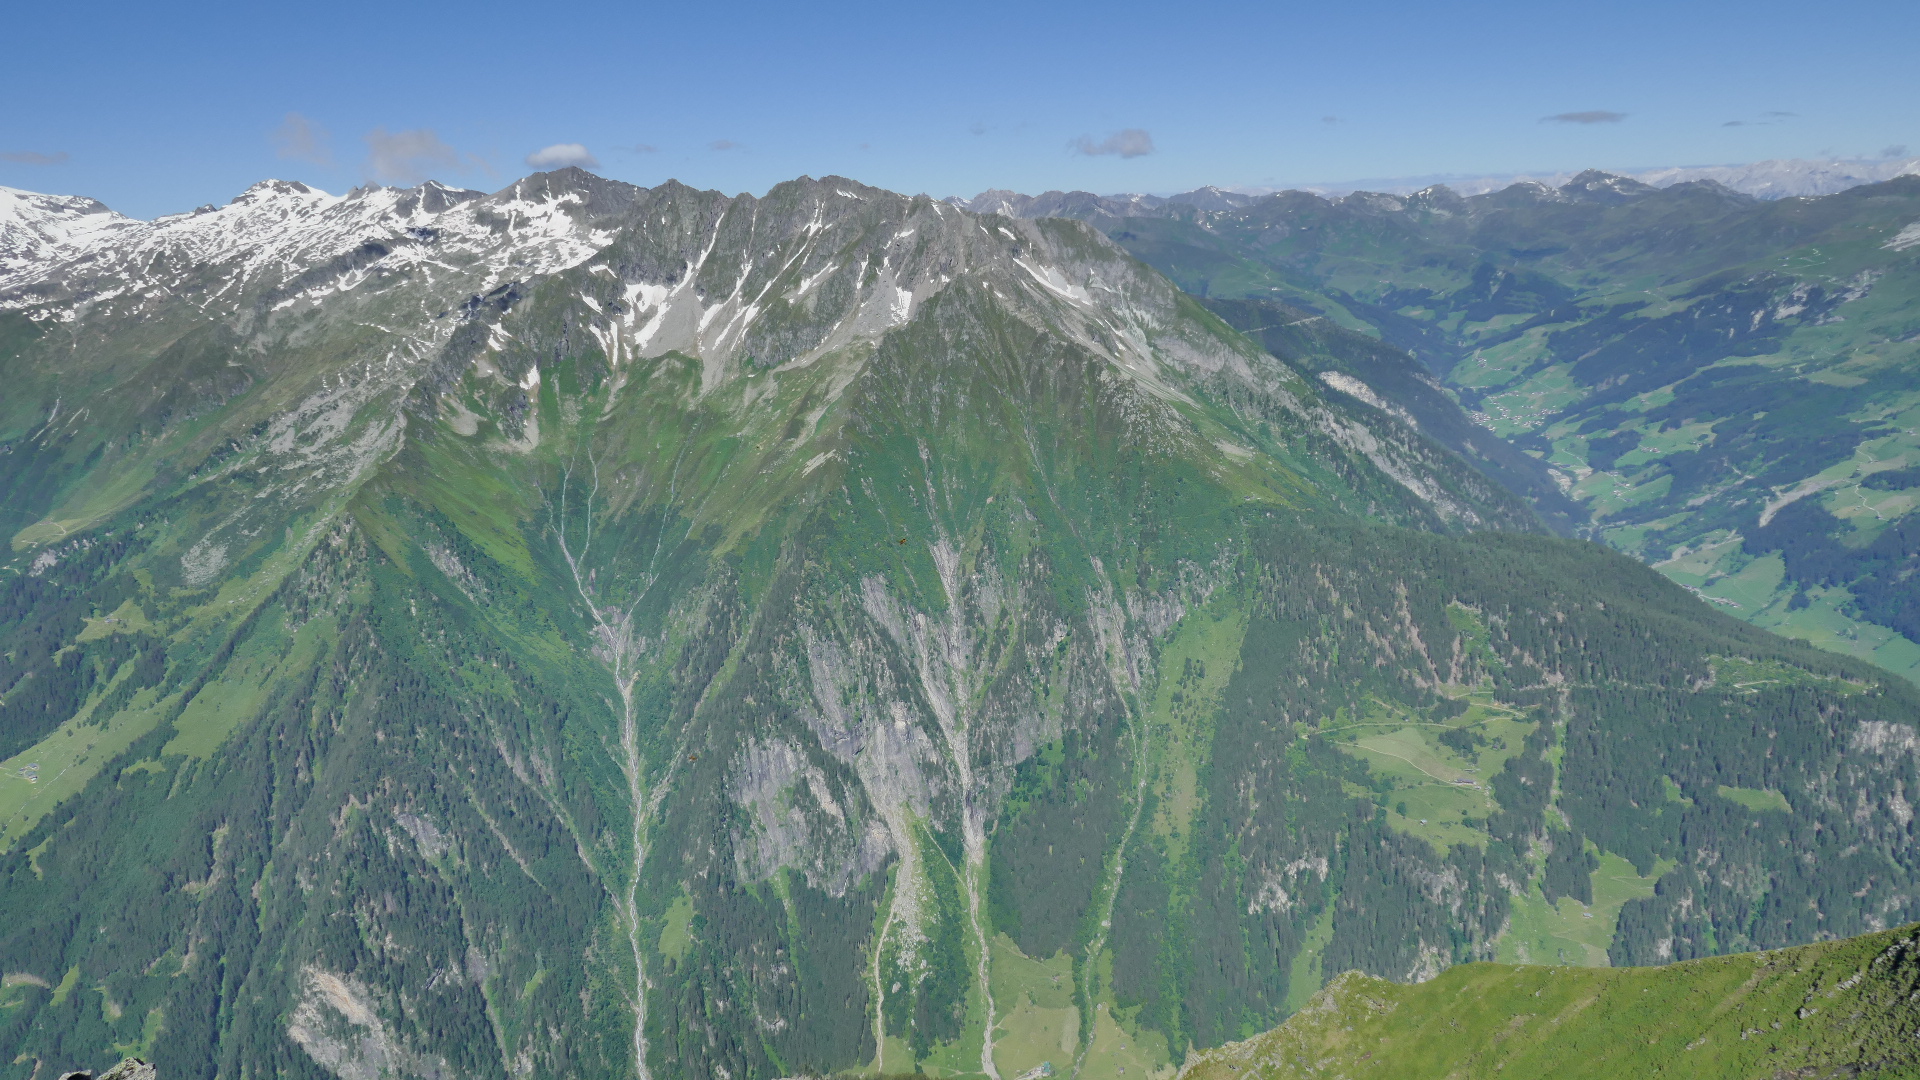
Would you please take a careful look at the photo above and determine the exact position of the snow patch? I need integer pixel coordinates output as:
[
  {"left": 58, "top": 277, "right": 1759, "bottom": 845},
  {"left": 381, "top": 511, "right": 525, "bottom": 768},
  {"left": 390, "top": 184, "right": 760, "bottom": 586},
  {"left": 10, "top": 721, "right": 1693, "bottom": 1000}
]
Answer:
[
  {"left": 1886, "top": 220, "right": 1920, "bottom": 252},
  {"left": 1013, "top": 258, "right": 1093, "bottom": 305}
]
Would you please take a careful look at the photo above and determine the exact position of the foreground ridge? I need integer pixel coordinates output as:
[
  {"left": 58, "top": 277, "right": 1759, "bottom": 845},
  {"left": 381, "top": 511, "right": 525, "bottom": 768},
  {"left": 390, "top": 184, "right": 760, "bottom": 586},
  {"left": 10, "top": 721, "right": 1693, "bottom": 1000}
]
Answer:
[{"left": 1181, "top": 922, "right": 1920, "bottom": 1080}]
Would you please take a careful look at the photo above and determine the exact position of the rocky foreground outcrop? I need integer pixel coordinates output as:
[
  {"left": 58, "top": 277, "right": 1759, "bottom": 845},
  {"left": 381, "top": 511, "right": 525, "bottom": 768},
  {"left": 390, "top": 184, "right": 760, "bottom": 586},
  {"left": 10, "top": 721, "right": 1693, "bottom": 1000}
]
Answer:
[{"left": 57, "top": 1059, "right": 155, "bottom": 1080}]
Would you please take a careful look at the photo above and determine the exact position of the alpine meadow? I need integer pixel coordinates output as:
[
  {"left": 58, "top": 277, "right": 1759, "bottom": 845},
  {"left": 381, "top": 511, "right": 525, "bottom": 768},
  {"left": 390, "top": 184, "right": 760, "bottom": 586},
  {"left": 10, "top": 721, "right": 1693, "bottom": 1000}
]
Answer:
[{"left": 2, "top": 158, "right": 1919, "bottom": 1080}]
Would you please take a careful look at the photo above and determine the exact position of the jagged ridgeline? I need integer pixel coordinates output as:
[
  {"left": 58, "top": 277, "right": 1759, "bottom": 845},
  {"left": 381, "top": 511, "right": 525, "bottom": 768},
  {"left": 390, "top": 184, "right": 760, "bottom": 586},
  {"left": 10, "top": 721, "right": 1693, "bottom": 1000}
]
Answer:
[{"left": 0, "top": 170, "right": 1916, "bottom": 1080}]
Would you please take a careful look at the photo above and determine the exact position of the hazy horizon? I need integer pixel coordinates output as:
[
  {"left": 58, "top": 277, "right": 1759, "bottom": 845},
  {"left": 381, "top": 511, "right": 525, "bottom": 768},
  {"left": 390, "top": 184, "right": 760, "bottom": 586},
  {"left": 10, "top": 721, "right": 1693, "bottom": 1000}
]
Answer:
[
  {"left": 12, "top": 151, "right": 1920, "bottom": 225},
  {"left": 4, "top": 0, "right": 1914, "bottom": 218}
]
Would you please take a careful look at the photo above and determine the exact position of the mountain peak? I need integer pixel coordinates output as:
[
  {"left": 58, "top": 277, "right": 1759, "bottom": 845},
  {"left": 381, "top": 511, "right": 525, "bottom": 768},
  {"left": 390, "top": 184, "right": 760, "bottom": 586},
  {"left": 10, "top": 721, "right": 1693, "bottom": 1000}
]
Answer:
[
  {"left": 1340, "top": 190, "right": 1409, "bottom": 213},
  {"left": 0, "top": 184, "right": 138, "bottom": 288},
  {"left": 237, "top": 178, "right": 321, "bottom": 199},
  {"left": 1404, "top": 183, "right": 1466, "bottom": 214},
  {"left": 1558, "top": 169, "right": 1656, "bottom": 204},
  {"left": 1166, "top": 185, "right": 1257, "bottom": 211}
]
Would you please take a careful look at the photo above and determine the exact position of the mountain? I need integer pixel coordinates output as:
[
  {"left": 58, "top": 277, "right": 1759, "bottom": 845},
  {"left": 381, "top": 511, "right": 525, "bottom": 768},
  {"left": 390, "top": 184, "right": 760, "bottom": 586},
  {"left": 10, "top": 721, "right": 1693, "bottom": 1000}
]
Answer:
[
  {"left": 2, "top": 170, "right": 1918, "bottom": 1080},
  {"left": 0, "top": 186, "right": 138, "bottom": 290},
  {"left": 1630, "top": 155, "right": 1920, "bottom": 199},
  {"left": 946, "top": 187, "right": 1258, "bottom": 223},
  {"left": 1017, "top": 155, "right": 1920, "bottom": 204},
  {"left": 1192, "top": 295, "right": 1584, "bottom": 532},
  {"left": 1180, "top": 920, "right": 1920, "bottom": 1079},
  {"left": 987, "top": 171, "right": 1920, "bottom": 684}
]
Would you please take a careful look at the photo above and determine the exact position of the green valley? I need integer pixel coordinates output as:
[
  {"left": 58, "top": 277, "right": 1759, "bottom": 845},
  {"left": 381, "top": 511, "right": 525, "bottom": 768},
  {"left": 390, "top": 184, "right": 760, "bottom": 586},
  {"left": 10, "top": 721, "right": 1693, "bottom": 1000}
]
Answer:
[{"left": 989, "top": 174, "right": 1920, "bottom": 683}]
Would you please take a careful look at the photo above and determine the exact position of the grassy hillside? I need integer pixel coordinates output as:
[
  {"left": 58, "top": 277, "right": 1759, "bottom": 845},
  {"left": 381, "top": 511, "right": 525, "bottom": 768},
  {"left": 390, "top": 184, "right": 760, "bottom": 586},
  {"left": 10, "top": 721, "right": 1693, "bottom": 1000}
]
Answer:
[{"left": 1180, "top": 921, "right": 1920, "bottom": 1080}]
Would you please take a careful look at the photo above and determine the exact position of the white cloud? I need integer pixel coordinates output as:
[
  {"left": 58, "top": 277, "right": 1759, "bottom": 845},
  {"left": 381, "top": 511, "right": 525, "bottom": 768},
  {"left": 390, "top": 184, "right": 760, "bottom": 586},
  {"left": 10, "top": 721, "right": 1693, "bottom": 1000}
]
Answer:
[
  {"left": 274, "top": 113, "right": 333, "bottom": 166},
  {"left": 525, "top": 143, "right": 599, "bottom": 169},
  {"left": 364, "top": 127, "right": 475, "bottom": 185},
  {"left": 1070, "top": 128, "right": 1154, "bottom": 158}
]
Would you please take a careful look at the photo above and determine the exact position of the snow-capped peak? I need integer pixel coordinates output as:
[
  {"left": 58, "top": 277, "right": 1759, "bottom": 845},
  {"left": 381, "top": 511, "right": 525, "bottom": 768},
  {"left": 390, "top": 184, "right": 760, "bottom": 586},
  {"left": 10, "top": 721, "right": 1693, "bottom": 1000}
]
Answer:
[
  {"left": 0, "top": 185, "right": 138, "bottom": 289},
  {"left": 0, "top": 173, "right": 618, "bottom": 319}
]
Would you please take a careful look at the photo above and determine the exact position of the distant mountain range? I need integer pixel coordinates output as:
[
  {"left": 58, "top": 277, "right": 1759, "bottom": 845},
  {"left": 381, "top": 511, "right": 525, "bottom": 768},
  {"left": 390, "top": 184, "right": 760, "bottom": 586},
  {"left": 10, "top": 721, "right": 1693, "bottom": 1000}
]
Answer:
[{"left": 952, "top": 155, "right": 1920, "bottom": 212}]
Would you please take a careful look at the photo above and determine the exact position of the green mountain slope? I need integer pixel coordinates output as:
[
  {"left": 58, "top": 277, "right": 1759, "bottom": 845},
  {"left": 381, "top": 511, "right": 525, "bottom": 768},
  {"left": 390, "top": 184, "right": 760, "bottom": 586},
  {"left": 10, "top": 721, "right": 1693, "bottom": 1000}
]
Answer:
[
  {"left": 1020, "top": 175, "right": 1920, "bottom": 682},
  {"left": 1180, "top": 920, "right": 1920, "bottom": 1080},
  {"left": 1, "top": 171, "right": 1917, "bottom": 1080},
  {"left": 1195, "top": 295, "right": 1584, "bottom": 533}
]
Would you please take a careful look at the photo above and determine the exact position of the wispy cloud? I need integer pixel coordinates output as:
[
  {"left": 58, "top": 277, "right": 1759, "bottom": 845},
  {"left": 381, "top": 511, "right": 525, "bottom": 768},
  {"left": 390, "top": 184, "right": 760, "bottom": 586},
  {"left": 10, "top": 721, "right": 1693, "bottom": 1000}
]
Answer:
[
  {"left": 364, "top": 127, "right": 482, "bottom": 185},
  {"left": 525, "top": 143, "right": 598, "bottom": 169},
  {"left": 1724, "top": 111, "right": 1796, "bottom": 128},
  {"left": 1541, "top": 111, "right": 1627, "bottom": 125},
  {"left": 617, "top": 143, "right": 659, "bottom": 154},
  {"left": 1070, "top": 128, "right": 1155, "bottom": 158},
  {"left": 969, "top": 121, "right": 987, "bottom": 136},
  {"left": 1322, "top": 115, "right": 1342, "bottom": 124},
  {"left": 273, "top": 113, "right": 332, "bottom": 166},
  {"left": 0, "top": 150, "right": 69, "bottom": 166},
  {"left": 710, "top": 139, "right": 740, "bottom": 151},
  {"left": 1886, "top": 145, "right": 1911, "bottom": 159}
]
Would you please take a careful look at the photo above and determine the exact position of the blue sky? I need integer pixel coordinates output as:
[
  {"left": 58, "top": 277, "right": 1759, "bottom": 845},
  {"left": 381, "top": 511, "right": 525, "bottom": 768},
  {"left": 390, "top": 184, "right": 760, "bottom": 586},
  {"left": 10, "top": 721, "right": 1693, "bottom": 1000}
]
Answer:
[{"left": 4, "top": 0, "right": 1916, "bottom": 218}]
